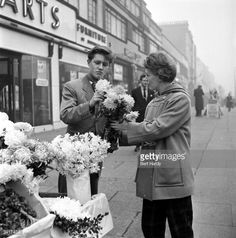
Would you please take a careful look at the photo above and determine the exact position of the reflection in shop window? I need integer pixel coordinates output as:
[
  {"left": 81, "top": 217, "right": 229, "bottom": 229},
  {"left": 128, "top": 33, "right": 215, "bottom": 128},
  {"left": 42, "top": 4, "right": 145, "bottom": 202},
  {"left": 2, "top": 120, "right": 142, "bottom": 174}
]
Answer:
[
  {"left": 59, "top": 62, "right": 89, "bottom": 102},
  {"left": 21, "top": 55, "right": 52, "bottom": 126}
]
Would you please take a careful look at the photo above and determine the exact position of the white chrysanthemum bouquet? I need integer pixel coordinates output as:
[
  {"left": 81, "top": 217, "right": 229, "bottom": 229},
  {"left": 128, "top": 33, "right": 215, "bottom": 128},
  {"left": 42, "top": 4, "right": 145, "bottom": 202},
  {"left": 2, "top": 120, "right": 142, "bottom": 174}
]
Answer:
[
  {"left": 49, "top": 197, "right": 108, "bottom": 238},
  {"left": 0, "top": 112, "right": 33, "bottom": 149},
  {"left": 95, "top": 80, "right": 135, "bottom": 153},
  {"left": 51, "top": 132, "right": 110, "bottom": 178},
  {"left": 0, "top": 163, "right": 39, "bottom": 193},
  {"left": 0, "top": 139, "right": 57, "bottom": 178},
  {"left": 0, "top": 112, "right": 56, "bottom": 178}
]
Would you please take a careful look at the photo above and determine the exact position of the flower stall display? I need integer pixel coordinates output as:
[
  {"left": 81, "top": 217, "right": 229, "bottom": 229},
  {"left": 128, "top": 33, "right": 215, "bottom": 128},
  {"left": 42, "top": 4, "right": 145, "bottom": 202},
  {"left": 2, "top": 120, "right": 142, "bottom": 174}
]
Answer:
[
  {"left": 42, "top": 193, "right": 113, "bottom": 238},
  {"left": 95, "top": 80, "right": 135, "bottom": 153},
  {"left": 0, "top": 139, "right": 56, "bottom": 178},
  {"left": 0, "top": 163, "right": 55, "bottom": 238},
  {"left": 0, "top": 112, "right": 56, "bottom": 178},
  {"left": 51, "top": 132, "right": 110, "bottom": 204}
]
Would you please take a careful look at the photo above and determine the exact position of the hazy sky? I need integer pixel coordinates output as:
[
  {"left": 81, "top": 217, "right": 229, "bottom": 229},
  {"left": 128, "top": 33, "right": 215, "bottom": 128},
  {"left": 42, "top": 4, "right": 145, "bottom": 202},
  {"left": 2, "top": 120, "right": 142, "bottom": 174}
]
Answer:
[{"left": 145, "top": 0, "right": 235, "bottom": 95}]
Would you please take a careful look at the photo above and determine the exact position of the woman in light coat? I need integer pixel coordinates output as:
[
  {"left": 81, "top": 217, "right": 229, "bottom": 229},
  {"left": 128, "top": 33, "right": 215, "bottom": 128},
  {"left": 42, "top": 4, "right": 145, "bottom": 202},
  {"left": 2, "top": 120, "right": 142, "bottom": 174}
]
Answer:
[{"left": 111, "top": 52, "right": 194, "bottom": 238}]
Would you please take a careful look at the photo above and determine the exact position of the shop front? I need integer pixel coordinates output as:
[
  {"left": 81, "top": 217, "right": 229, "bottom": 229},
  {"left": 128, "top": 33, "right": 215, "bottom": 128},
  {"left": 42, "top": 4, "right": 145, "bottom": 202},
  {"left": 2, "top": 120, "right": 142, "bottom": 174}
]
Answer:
[
  {"left": 0, "top": 0, "right": 90, "bottom": 131},
  {"left": 0, "top": 49, "right": 52, "bottom": 126}
]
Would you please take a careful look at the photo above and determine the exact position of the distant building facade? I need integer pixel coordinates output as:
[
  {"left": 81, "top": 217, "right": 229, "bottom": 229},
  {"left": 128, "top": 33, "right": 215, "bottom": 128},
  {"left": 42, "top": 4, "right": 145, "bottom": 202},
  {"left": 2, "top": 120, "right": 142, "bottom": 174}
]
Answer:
[{"left": 160, "top": 21, "right": 197, "bottom": 100}]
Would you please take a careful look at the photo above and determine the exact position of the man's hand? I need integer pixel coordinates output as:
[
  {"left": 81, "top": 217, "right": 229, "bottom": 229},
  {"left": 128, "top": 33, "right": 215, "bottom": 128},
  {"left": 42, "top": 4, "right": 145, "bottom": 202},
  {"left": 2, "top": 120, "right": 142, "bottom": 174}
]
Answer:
[
  {"left": 89, "top": 91, "right": 105, "bottom": 108},
  {"left": 110, "top": 120, "right": 129, "bottom": 131}
]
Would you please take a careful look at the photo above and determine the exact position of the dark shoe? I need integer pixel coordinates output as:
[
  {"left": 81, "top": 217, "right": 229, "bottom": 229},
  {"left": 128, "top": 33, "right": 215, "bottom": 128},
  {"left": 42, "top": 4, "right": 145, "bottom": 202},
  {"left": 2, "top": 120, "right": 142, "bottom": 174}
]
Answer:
[{"left": 134, "top": 146, "right": 140, "bottom": 152}]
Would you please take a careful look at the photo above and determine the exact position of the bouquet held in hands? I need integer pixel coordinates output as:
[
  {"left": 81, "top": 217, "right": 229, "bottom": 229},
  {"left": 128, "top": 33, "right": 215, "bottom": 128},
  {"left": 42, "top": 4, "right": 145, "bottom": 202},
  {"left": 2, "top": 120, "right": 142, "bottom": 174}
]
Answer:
[{"left": 95, "top": 80, "right": 136, "bottom": 153}]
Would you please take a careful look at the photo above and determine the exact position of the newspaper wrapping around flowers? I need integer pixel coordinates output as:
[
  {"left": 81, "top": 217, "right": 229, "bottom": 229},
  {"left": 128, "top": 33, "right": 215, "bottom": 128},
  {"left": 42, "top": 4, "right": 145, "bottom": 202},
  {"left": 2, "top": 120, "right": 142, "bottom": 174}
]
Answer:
[
  {"left": 81, "top": 193, "right": 113, "bottom": 237},
  {"left": 66, "top": 169, "right": 91, "bottom": 204},
  {"left": 95, "top": 80, "right": 135, "bottom": 153},
  {"left": 0, "top": 163, "right": 55, "bottom": 238},
  {"left": 43, "top": 193, "right": 113, "bottom": 238},
  {"left": 7, "top": 186, "right": 55, "bottom": 238}
]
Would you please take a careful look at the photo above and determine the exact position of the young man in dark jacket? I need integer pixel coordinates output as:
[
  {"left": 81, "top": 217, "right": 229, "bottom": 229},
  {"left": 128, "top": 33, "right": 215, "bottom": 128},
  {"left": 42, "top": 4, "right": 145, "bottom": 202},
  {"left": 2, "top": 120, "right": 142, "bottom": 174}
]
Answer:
[
  {"left": 59, "top": 45, "right": 113, "bottom": 195},
  {"left": 131, "top": 74, "right": 154, "bottom": 151}
]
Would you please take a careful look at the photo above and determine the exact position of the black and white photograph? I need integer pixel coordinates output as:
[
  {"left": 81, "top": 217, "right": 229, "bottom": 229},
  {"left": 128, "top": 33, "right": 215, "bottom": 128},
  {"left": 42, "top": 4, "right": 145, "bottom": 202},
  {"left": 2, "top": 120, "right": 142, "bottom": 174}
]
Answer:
[{"left": 0, "top": 0, "right": 235, "bottom": 237}]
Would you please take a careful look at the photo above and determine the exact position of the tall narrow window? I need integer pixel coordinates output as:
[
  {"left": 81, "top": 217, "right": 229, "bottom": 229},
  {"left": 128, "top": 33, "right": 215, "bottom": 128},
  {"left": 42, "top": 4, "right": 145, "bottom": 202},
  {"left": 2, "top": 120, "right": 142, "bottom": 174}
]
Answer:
[
  {"left": 88, "top": 0, "right": 97, "bottom": 24},
  {"left": 132, "top": 27, "right": 145, "bottom": 52},
  {"left": 105, "top": 6, "right": 126, "bottom": 41}
]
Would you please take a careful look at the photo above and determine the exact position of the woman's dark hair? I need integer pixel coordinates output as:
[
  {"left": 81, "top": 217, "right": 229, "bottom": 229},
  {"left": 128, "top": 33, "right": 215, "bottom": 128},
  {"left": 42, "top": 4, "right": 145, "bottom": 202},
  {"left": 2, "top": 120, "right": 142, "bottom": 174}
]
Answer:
[{"left": 144, "top": 52, "right": 177, "bottom": 82}]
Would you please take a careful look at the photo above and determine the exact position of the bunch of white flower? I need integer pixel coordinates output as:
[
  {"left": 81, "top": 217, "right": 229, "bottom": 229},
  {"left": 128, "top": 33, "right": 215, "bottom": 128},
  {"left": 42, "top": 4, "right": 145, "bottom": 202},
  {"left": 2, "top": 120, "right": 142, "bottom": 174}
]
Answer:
[
  {"left": 50, "top": 197, "right": 90, "bottom": 221},
  {"left": 51, "top": 134, "right": 87, "bottom": 178},
  {"left": 78, "top": 132, "right": 110, "bottom": 173},
  {"left": 119, "top": 94, "right": 135, "bottom": 111},
  {"left": 0, "top": 163, "right": 39, "bottom": 193},
  {"left": 98, "top": 84, "right": 135, "bottom": 113},
  {"left": 51, "top": 132, "right": 110, "bottom": 177},
  {"left": 0, "top": 112, "right": 33, "bottom": 147},
  {"left": 95, "top": 79, "right": 112, "bottom": 93},
  {"left": 125, "top": 111, "right": 139, "bottom": 122}
]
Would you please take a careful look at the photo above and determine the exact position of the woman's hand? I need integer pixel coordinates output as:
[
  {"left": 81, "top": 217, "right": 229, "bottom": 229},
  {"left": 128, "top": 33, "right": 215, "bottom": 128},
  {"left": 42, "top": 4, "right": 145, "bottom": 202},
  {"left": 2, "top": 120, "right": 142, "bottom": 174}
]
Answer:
[{"left": 110, "top": 120, "right": 129, "bottom": 131}]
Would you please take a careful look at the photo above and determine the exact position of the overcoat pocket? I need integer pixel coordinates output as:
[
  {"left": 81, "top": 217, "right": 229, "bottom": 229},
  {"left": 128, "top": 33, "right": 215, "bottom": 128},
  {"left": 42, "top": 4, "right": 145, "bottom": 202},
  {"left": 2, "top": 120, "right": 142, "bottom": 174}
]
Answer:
[{"left": 154, "top": 159, "right": 184, "bottom": 187}]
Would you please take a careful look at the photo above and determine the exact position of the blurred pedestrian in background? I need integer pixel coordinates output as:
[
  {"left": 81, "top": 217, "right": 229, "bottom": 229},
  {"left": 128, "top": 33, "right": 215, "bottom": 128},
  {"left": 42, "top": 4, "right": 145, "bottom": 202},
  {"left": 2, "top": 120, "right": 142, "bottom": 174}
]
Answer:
[
  {"left": 59, "top": 45, "right": 113, "bottom": 195},
  {"left": 194, "top": 85, "right": 204, "bottom": 116},
  {"left": 131, "top": 74, "right": 154, "bottom": 152},
  {"left": 226, "top": 92, "right": 233, "bottom": 112},
  {"left": 111, "top": 52, "right": 194, "bottom": 238}
]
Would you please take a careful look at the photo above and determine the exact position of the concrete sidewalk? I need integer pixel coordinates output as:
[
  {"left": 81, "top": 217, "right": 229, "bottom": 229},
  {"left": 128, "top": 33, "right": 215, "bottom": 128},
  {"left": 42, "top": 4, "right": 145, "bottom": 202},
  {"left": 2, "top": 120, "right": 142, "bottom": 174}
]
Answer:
[{"left": 37, "top": 107, "right": 236, "bottom": 238}]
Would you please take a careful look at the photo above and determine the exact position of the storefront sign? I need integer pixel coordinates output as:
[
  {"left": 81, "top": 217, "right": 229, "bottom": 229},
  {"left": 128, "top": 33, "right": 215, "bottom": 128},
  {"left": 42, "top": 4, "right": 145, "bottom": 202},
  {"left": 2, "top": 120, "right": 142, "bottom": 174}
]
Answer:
[
  {"left": 207, "top": 103, "right": 219, "bottom": 118},
  {"left": 124, "top": 48, "right": 141, "bottom": 61},
  {"left": 36, "top": 78, "right": 48, "bottom": 87},
  {"left": 76, "top": 20, "right": 107, "bottom": 48},
  {"left": 0, "top": 0, "right": 76, "bottom": 41},
  {"left": 37, "top": 60, "right": 46, "bottom": 78},
  {"left": 36, "top": 60, "right": 48, "bottom": 86},
  {"left": 114, "top": 64, "right": 123, "bottom": 81},
  {"left": 70, "top": 71, "right": 77, "bottom": 81}
]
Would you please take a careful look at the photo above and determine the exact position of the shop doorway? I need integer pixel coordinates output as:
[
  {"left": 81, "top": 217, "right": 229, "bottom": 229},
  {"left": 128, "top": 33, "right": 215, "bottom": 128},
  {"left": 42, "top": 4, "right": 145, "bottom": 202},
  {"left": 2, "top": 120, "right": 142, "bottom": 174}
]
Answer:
[{"left": 0, "top": 50, "right": 21, "bottom": 122}]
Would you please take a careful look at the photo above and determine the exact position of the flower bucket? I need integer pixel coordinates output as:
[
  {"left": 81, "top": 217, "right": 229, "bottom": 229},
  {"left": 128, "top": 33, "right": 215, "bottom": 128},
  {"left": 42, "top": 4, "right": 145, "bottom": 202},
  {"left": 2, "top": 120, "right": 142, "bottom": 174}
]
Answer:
[{"left": 66, "top": 169, "right": 91, "bottom": 204}]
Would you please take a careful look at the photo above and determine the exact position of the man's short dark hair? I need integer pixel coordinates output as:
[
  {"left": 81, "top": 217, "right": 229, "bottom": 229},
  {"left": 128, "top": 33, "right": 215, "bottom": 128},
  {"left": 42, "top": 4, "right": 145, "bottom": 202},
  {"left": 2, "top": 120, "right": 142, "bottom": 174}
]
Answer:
[
  {"left": 144, "top": 52, "right": 177, "bottom": 82},
  {"left": 139, "top": 74, "right": 146, "bottom": 81},
  {"left": 87, "top": 45, "right": 113, "bottom": 63}
]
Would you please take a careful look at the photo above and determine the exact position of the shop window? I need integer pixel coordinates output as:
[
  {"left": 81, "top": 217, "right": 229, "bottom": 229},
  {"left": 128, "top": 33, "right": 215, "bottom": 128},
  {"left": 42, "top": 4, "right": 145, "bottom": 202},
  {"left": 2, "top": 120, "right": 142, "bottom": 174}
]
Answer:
[
  {"left": 105, "top": 6, "right": 126, "bottom": 41},
  {"left": 150, "top": 40, "right": 159, "bottom": 53},
  {"left": 21, "top": 55, "right": 52, "bottom": 126},
  {"left": 59, "top": 62, "right": 89, "bottom": 102},
  {"left": 132, "top": 27, "right": 145, "bottom": 52},
  {"left": 113, "top": 63, "right": 129, "bottom": 92}
]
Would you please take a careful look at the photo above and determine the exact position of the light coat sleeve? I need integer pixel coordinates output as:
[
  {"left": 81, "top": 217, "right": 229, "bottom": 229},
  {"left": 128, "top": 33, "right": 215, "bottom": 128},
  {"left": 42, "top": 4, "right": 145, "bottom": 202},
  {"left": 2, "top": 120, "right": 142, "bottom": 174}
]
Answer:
[{"left": 126, "top": 94, "right": 190, "bottom": 144}]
